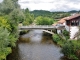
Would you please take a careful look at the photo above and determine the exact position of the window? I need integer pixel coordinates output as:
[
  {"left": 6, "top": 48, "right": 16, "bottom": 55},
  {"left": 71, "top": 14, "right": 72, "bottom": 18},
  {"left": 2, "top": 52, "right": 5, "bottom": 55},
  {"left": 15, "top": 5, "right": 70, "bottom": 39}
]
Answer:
[
  {"left": 71, "top": 20, "right": 75, "bottom": 26},
  {"left": 75, "top": 20, "right": 79, "bottom": 26},
  {"left": 66, "top": 20, "right": 70, "bottom": 26},
  {"left": 71, "top": 20, "right": 79, "bottom": 26}
]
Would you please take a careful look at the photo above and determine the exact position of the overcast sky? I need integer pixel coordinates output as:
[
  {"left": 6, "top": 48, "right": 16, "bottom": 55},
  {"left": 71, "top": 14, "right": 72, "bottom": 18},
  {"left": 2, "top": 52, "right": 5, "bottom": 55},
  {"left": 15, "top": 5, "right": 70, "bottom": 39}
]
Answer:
[
  {"left": 0, "top": 0, "right": 2, "bottom": 2},
  {"left": 0, "top": 0, "right": 80, "bottom": 12},
  {"left": 18, "top": 0, "right": 80, "bottom": 12}
]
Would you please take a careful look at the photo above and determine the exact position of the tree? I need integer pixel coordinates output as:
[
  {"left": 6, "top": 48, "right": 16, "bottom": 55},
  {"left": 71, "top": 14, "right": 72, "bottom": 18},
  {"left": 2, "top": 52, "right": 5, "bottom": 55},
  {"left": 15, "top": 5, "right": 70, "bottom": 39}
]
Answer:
[
  {"left": 0, "top": 16, "right": 11, "bottom": 30},
  {"left": 0, "top": 0, "right": 23, "bottom": 59},
  {"left": 35, "top": 16, "right": 54, "bottom": 25},
  {"left": 9, "top": 8, "right": 25, "bottom": 24},
  {"left": 0, "top": 0, "right": 15, "bottom": 14},
  {"left": 0, "top": 0, "right": 20, "bottom": 15},
  {"left": 0, "top": 27, "right": 11, "bottom": 60},
  {"left": 23, "top": 8, "right": 34, "bottom": 25}
]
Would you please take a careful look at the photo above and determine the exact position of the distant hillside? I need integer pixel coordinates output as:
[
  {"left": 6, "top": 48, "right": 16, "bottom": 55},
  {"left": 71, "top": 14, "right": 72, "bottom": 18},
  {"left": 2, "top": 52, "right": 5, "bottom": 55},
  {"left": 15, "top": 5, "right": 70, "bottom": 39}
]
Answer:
[
  {"left": 30, "top": 10, "right": 51, "bottom": 17},
  {"left": 69, "top": 10, "right": 80, "bottom": 13},
  {"left": 30, "top": 10, "right": 71, "bottom": 19}
]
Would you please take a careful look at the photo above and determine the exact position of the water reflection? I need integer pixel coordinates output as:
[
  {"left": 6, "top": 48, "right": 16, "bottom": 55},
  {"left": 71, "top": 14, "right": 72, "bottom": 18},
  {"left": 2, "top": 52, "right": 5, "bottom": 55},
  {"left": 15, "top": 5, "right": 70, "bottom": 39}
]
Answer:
[
  {"left": 21, "top": 30, "right": 43, "bottom": 43},
  {"left": 7, "top": 30, "right": 64, "bottom": 60}
]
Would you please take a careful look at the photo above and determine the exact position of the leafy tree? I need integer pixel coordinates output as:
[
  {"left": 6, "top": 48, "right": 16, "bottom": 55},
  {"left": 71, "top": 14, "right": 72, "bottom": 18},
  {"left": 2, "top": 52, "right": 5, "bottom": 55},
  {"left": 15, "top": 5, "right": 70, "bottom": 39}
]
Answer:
[
  {"left": 0, "top": 0, "right": 23, "bottom": 59},
  {"left": 9, "top": 8, "right": 25, "bottom": 24},
  {"left": 0, "top": 0, "right": 15, "bottom": 14},
  {"left": 0, "top": 0, "right": 20, "bottom": 15},
  {"left": 0, "top": 27, "right": 11, "bottom": 60},
  {"left": 35, "top": 16, "right": 54, "bottom": 25},
  {"left": 0, "top": 16, "right": 11, "bottom": 31},
  {"left": 23, "top": 8, "right": 34, "bottom": 25}
]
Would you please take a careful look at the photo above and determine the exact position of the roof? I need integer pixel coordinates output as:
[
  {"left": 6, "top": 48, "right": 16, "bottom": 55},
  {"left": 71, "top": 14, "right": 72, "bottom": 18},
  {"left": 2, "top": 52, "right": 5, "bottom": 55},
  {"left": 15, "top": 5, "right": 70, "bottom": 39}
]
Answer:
[
  {"left": 52, "top": 14, "right": 80, "bottom": 25},
  {"left": 65, "top": 14, "right": 80, "bottom": 20},
  {"left": 58, "top": 14, "right": 80, "bottom": 23},
  {"left": 58, "top": 19, "right": 65, "bottom": 23},
  {"left": 52, "top": 22, "right": 58, "bottom": 26}
]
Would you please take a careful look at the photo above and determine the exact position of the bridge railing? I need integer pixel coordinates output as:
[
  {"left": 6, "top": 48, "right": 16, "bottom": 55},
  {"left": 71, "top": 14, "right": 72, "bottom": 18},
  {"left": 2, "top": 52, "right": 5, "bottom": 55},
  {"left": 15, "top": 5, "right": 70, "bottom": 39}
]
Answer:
[{"left": 19, "top": 25, "right": 56, "bottom": 29}]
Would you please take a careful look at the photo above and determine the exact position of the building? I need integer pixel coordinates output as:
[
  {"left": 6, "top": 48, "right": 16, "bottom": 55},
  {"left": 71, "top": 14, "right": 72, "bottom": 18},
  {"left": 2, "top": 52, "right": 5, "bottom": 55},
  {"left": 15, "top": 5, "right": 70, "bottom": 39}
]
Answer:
[{"left": 54, "top": 14, "right": 80, "bottom": 39}]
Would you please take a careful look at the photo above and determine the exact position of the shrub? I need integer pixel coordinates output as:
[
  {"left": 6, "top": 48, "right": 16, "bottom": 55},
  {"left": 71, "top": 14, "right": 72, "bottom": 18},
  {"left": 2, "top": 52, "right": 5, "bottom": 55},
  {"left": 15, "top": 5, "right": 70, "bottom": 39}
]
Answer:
[
  {"left": 61, "top": 40, "right": 80, "bottom": 60},
  {"left": 62, "top": 30, "right": 69, "bottom": 40},
  {"left": 52, "top": 34, "right": 61, "bottom": 43},
  {"left": 0, "top": 27, "right": 11, "bottom": 60}
]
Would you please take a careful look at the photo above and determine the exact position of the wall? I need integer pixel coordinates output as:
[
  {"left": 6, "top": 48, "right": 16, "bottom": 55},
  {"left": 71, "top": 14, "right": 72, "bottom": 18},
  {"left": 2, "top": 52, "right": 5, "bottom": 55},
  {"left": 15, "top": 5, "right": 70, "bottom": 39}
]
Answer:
[
  {"left": 56, "top": 22, "right": 79, "bottom": 39},
  {"left": 70, "top": 26, "right": 79, "bottom": 39}
]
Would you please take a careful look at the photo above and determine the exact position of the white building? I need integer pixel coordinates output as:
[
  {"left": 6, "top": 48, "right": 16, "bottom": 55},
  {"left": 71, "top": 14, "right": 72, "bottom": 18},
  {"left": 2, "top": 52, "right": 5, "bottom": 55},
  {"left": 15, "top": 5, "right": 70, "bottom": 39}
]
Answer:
[{"left": 55, "top": 14, "right": 80, "bottom": 39}]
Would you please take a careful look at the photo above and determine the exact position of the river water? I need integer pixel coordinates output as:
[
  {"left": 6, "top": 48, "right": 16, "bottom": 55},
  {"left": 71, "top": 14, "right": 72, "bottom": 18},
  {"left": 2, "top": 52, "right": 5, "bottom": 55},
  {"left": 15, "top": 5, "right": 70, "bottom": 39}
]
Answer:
[{"left": 7, "top": 30, "right": 64, "bottom": 60}]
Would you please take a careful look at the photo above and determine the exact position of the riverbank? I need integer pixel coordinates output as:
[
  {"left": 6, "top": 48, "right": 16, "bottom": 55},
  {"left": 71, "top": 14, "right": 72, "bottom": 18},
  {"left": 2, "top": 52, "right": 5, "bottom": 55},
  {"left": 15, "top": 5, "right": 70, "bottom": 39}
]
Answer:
[{"left": 52, "top": 33, "right": 80, "bottom": 60}]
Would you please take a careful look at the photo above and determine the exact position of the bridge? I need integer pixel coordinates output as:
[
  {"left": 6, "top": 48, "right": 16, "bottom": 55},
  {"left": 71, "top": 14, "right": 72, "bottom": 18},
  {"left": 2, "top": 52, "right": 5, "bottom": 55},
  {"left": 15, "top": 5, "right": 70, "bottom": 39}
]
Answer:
[
  {"left": 19, "top": 25, "right": 56, "bottom": 30},
  {"left": 19, "top": 25, "right": 65, "bottom": 35},
  {"left": 19, "top": 25, "right": 64, "bottom": 30}
]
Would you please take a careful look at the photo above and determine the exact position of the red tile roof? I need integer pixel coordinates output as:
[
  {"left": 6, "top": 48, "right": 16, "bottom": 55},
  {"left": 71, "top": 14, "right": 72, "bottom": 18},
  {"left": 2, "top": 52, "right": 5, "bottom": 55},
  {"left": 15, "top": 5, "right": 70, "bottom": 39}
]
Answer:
[
  {"left": 52, "top": 14, "right": 80, "bottom": 25},
  {"left": 58, "top": 19, "right": 65, "bottom": 23},
  {"left": 58, "top": 14, "right": 80, "bottom": 23},
  {"left": 65, "top": 14, "right": 80, "bottom": 20}
]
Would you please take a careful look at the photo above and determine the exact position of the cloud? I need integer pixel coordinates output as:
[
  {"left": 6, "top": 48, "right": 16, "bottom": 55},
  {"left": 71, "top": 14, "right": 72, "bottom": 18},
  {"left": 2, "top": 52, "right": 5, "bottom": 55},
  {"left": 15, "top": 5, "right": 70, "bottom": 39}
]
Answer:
[
  {"left": 0, "top": 0, "right": 3, "bottom": 3},
  {"left": 18, "top": 0, "right": 80, "bottom": 11}
]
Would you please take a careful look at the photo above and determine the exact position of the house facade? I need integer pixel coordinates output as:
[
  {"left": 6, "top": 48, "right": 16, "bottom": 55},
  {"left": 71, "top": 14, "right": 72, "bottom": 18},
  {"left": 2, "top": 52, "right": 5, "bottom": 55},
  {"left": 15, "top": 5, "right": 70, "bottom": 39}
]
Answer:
[{"left": 55, "top": 14, "right": 80, "bottom": 39}]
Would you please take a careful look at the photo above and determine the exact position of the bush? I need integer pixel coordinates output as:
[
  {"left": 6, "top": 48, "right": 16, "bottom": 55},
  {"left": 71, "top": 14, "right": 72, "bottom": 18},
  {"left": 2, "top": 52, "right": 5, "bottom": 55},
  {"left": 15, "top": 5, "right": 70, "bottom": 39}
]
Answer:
[
  {"left": 52, "top": 34, "right": 66, "bottom": 46},
  {"left": 0, "top": 27, "right": 12, "bottom": 60},
  {"left": 62, "top": 30, "right": 69, "bottom": 40},
  {"left": 61, "top": 40, "right": 80, "bottom": 60},
  {"left": 52, "top": 34, "right": 61, "bottom": 43}
]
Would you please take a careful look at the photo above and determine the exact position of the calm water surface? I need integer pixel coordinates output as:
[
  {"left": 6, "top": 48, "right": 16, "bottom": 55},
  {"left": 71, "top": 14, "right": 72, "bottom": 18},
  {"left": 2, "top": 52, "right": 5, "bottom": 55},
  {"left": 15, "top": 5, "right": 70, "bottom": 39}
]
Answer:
[{"left": 7, "top": 30, "right": 65, "bottom": 60}]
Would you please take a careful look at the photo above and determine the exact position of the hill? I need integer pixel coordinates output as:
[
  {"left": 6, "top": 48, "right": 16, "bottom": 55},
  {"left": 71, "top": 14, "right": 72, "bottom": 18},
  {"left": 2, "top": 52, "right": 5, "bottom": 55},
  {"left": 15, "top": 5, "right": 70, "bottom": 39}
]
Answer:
[{"left": 30, "top": 10, "right": 71, "bottom": 19}]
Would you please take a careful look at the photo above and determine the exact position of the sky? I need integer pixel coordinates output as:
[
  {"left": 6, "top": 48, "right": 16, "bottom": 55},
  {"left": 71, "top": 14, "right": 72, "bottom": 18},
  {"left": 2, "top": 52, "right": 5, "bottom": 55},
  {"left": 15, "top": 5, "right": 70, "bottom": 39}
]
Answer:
[
  {"left": 18, "top": 0, "right": 80, "bottom": 12},
  {"left": 0, "top": 0, "right": 2, "bottom": 2},
  {"left": 0, "top": 0, "right": 80, "bottom": 12}
]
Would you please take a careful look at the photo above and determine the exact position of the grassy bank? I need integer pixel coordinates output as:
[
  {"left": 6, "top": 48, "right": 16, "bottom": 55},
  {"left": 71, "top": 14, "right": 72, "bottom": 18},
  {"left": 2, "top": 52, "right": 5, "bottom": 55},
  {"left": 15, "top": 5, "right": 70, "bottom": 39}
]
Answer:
[{"left": 52, "top": 33, "right": 80, "bottom": 60}]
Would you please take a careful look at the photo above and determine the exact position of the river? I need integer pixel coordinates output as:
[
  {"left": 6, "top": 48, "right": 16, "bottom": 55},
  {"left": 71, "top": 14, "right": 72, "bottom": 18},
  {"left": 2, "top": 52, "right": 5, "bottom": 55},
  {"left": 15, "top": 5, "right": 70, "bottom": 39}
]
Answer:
[{"left": 7, "top": 30, "right": 65, "bottom": 60}]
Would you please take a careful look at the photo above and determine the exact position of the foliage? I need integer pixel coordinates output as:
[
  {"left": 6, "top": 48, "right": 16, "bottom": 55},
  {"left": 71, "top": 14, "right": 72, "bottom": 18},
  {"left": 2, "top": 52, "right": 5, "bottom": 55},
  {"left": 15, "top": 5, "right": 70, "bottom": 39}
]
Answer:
[
  {"left": 35, "top": 16, "right": 54, "bottom": 25},
  {"left": 23, "top": 8, "right": 34, "bottom": 25},
  {"left": 62, "top": 30, "right": 69, "bottom": 40},
  {"left": 52, "top": 32, "right": 80, "bottom": 60},
  {"left": 52, "top": 34, "right": 66, "bottom": 46},
  {"left": 0, "top": 0, "right": 20, "bottom": 15},
  {"left": 0, "top": 0, "right": 22, "bottom": 60},
  {"left": 9, "top": 8, "right": 25, "bottom": 24},
  {"left": 52, "top": 34, "right": 61, "bottom": 43},
  {"left": 0, "top": 27, "right": 12, "bottom": 60},
  {"left": 9, "top": 34, "right": 18, "bottom": 47},
  {"left": 0, "top": 16, "right": 11, "bottom": 31},
  {"left": 52, "top": 33, "right": 80, "bottom": 60},
  {"left": 30, "top": 10, "right": 70, "bottom": 19},
  {"left": 61, "top": 40, "right": 80, "bottom": 60}
]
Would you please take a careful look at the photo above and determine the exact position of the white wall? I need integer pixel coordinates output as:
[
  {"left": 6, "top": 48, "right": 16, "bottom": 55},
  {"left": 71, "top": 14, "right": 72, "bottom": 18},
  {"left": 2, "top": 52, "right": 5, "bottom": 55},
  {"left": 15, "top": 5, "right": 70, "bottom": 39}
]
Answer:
[
  {"left": 70, "top": 26, "right": 79, "bottom": 39},
  {"left": 65, "top": 25, "right": 70, "bottom": 31},
  {"left": 57, "top": 30, "right": 61, "bottom": 34},
  {"left": 58, "top": 21, "right": 79, "bottom": 39}
]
